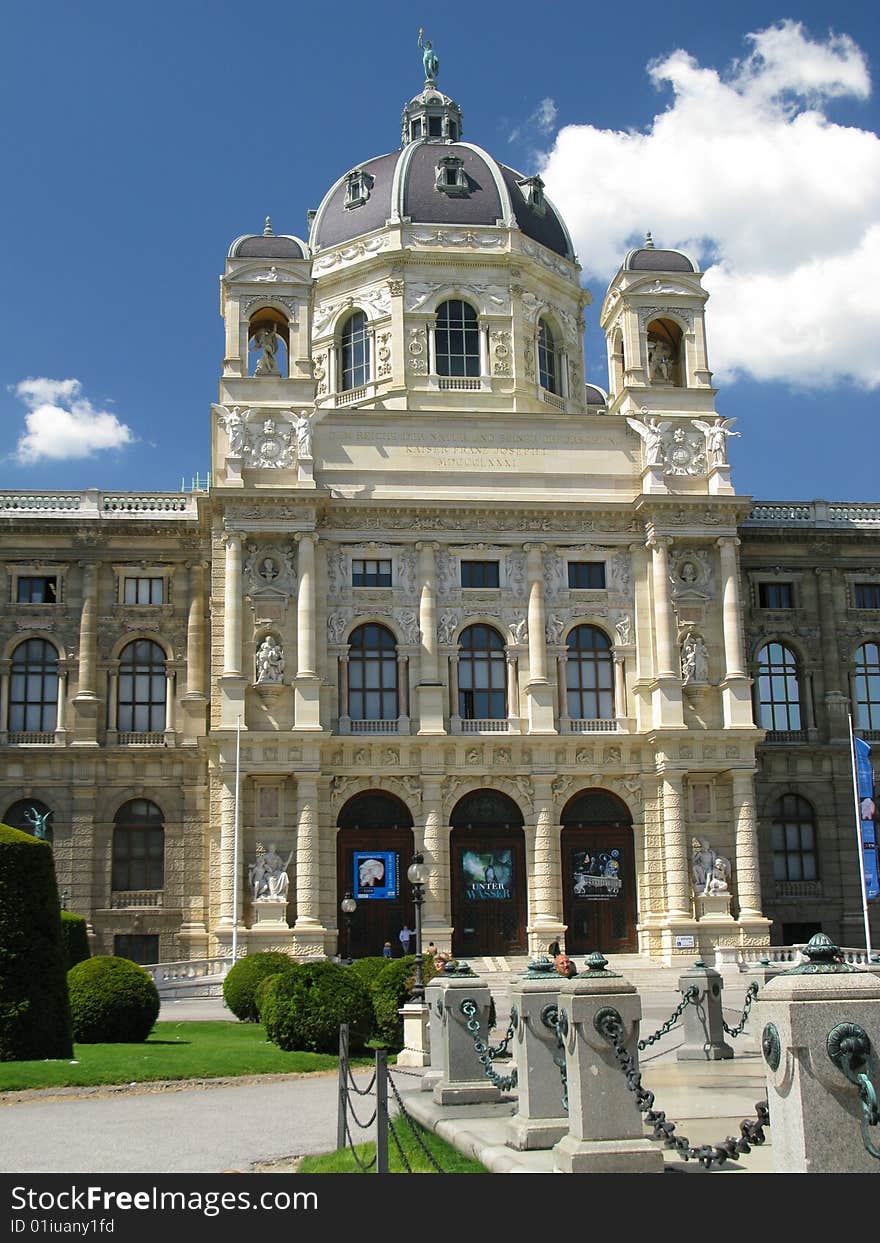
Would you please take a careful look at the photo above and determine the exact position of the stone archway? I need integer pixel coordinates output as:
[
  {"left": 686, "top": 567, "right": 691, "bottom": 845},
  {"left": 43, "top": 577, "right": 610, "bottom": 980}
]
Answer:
[
  {"left": 561, "top": 788, "right": 637, "bottom": 954},
  {"left": 336, "top": 790, "right": 414, "bottom": 960},
  {"left": 450, "top": 789, "right": 526, "bottom": 957}
]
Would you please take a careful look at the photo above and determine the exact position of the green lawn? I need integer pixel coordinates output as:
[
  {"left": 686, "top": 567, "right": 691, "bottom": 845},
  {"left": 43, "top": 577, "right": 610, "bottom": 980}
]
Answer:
[
  {"left": 298, "top": 1119, "right": 486, "bottom": 1174},
  {"left": 0, "top": 1021, "right": 367, "bottom": 1091}
]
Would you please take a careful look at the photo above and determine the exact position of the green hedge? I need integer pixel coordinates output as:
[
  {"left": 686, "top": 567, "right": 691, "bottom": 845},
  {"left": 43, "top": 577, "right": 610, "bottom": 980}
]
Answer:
[
  {"left": 0, "top": 823, "right": 73, "bottom": 1060},
  {"left": 370, "top": 954, "right": 438, "bottom": 1050},
  {"left": 261, "top": 962, "right": 372, "bottom": 1054},
  {"left": 222, "top": 952, "right": 298, "bottom": 1023},
  {"left": 67, "top": 956, "right": 160, "bottom": 1043},
  {"left": 60, "top": 912, "right": 91, "bottom": 971},
  {"left": 253, "top": 971, "right": 295, "bottom": 1021}
]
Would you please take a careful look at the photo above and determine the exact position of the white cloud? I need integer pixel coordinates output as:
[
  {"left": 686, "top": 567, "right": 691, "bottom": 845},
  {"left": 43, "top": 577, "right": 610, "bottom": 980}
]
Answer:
[
  {"left": 538, "top": 21, "right": 880, "bottom": 388},
  {"left": 11, "top": 378, "right": 135, "bottom": 464},
  {"left": 509, "top": 97, "right": 558, "bottom": 144}
]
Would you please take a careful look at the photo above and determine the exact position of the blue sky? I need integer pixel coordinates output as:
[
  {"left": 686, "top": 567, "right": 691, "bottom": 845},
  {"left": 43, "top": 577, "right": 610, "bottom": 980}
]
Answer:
[{"left": 0, "top": 1, "right": 877, "bottom": 501}]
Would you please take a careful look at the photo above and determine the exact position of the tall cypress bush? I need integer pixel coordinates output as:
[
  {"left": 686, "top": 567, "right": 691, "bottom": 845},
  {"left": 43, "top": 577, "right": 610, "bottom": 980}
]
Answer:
[{"left": 0, "top": 824, "right": 73, "bottom": 1060}]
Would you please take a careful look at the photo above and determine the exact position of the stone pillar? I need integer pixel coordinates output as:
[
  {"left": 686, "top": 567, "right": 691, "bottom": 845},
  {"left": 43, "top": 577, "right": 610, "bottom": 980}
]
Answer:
[
  {"left": 506, "top": 968, "right": 569, "bottom": 1150},
  {"left": 524, "top": 543, "right": 555, "bottom": 733},
  {"left": 646, "top": 535, "right": 683, "bottom": 729},
  {"left": 676, "top": 962, "right": 734, "bottom": 1061},
  {"left": 293, "top": 775, "right": 325, "bottom": 951},
  {"left": 430, "top": 973, "right": 504, "bottom": 1106},
  {"left": 449, "top": 654, "right": 461, "bottom": 731},
  {"left": 816, "top": 567, "right": 850, "bottom": 740},
  {"left": 717, "top": 537, "right": 753, "bottom": 728},
  {"left": 416, "top": 541, "right": 444, "bottom": 733},
  {"left": 397, "top": 652, "right": 410, "bottom": 727},
  {"left": 185, "top": 562, "right": 207, "bottom": 697},
  {"left": 421, "top": 777, "right": 452, "bottom": 946},
  {"left": 164, "top": 670, "right": 175, "bottom": 734},
  {"left": 613, "top": 652, "right": 626, "bottom": 721},
  {"left": 732, "top": 770, "right": 764, "bottom": 921},
  {"left": 662, "top": 772, "right": 692, "bottom": 919},
  {"left": 506, "top": 650, "right": 520, "bottom": 725},
  {"left": 72, "top": 561, "right": 99, "bottom": 745},
  {"left": 218, "top": 770, "right": 237, "bottom": 927},
  {"left": 552, "top": 969, "right": 664, "bottom": 1173},
  {"left": 557, "top": 653, "right": 569, "bottom": 725},
  {"left": 223, "top": 535, "right": 243, "bottom": 676},
  {"left": 478, "top": 323, "right": 489, "bottom": 377},
  {"left": 0, "top": 660, "right": 9, "bottom": 742},
  {"left": 55, "top": 670, "right": 68, "bottom": 738},
  {"left": 294, "top": 533, "right": 321, "bottom": 729},
  {"left": 527, "top": 777, "right": 565, "bottom": 953},
  {"left": 107, "top": 671, "right": 118, "bottom": 732},
  {"left": 337, "top": 654, "right": 350, "bottom": 730}
]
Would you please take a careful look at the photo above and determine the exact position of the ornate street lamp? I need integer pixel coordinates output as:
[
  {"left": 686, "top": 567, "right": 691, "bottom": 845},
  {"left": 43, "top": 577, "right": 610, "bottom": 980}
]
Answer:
[
  {"left": 340, "top": 892, "right": 357, "bottom": 962},
  {"left": 406, "top": 852, "right": 429, "bottom": 1000}
]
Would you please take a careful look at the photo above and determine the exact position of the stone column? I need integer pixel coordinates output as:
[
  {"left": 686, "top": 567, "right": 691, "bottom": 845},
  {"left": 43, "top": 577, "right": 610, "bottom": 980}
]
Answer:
[
  {"left": 164, "top": 669, "right": 175, "bottom": 734},
  {"left": 294, "top": 775, "right": 325, "bottom": 949},
  {"left": 613, "top": 652, "right": 626, "bottom": 720},
  {"left": 647, "top": 536, "right": 676, "bottom": 678},
  {"left": 449, "top": 654, "right": 461, "bottom": 731},
  {"left": 294, "top": 533, "right": 321, "bottom": 729},
  {"left": 524, "top": 544, "right": 555, "bottom": 732},
  {"left": 72, "top": 561, "right": 99, "bottom": 744},
  {"left": 478, "top": 323, "right": 489, "bottom": 377},
  {"left": 557, "top": 653, "right": 570, "bottom": 725},
  {"left": 397, "top": 653, "right": 409, "bottom": 724},
  {"left": 0, "top": 660, "right": 9, "bottom": 742},
  {"left": 421, "top": 776, "right": 452, "bottom": 945},
  {"left": 527, "top": 777, "right": 564, "bottom": 952},
  {"left": 506, "top": 650, "right": 520, "bottom": 725},
  {"left": 416, "top": 541, "right": 444, "bottom": 733},
  {"left": 717, "top": 537, "right": 746, "bottom": 679},
  {"left": 732, "top": 770, "right": 763, "bottom": 920},
  {"left": 337, "top": 654, "right": 350, "bottom": 730},
  {"left": 55, "top": 669, "right": 68, "bottom": 736},
  {"left": 185, "top": 561, "right": 207, "bottom": 698},
  {"left": 816, "top": 567, "right": 850, "bottom": 740},
  {"left": 662, "top": 772, "right": 691, "bottom": 918},
  {"left": 218, "top": 770, "right": 237, "bottom": 927},
  {"left": 222, "top": 534, "right": 243, "bottom": 676},
  {"left": 107, "top": 671, "right": 118, "bottom": 732}
]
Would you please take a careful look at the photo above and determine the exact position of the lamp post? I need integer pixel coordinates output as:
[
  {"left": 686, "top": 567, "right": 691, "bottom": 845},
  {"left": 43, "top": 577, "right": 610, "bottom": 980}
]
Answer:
[
  {"left": 340, "top": 892, "right": 357, "bottom": 963},
  {"left": 406, "top": 852, "right": 429, "bottom": 1000}
]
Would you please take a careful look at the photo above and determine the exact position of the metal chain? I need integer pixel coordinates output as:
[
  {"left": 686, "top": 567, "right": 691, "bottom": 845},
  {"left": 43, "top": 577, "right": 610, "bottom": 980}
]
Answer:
[
  {"left": 345, "top": 1097, "right": 378, "bottom": 1131},
  {"left": 595, "top": 1007, "right": 770, "bottom": 1169},
  {"left": 541, "top": 1004, "right": 569, "bottom": 1111},
  {"left": 722, "top": 982, "right": 759, "bottom": 1038},
  {"left": 827, "top": 1023, "right": 880, "bottom": 1160},
  {"left": 856, "top": 1074, "right": 880, "bottom": 1159},
  {"left": 342, "top": 1111, "right": 378, "bottom": 1172},
  {"left": 386, "top": 1116, "right": 413, "bottom": 1173},
  {"left": 638, "top": 986, "right": 699, "bottom": 1050},
  {"left": 459, "top": 999, "right": 518, "bottom": 1091},
  {"left": 387, "top": 1071, "right": 445, "bottom": 1173}
]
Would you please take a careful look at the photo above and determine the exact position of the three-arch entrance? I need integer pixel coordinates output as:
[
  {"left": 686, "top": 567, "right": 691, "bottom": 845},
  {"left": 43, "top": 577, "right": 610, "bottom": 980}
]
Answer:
[
  {"left": 561, "top": 789, "right": 637, "bottom": 954},
  {"left": 451, "top": 790, "right": 526, "bottom": 957},
  {"left": 336, "top": 791, "right": 414, "bottom": 960}
]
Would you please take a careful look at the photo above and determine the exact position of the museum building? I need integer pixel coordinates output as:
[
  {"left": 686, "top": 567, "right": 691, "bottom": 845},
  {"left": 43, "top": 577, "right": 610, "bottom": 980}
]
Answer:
[{"left": 2, "top": 58, "right": 878, "bottom": 966}]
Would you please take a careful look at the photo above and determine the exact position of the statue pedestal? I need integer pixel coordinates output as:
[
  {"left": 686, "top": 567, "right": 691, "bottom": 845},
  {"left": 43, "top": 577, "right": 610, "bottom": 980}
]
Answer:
[
  {"left": 640, "top": 464, "right": 667, "bottom": 495},
  {"left": 707, "top": 464, "right": 734, "bottom": 495},
  {"left": 255, "top": 681, "right": 285, "bottom": 701},
  {"left": 696, "top": 893, "right": 734, "bottom": 922},
  {"left": 252, "top": 898, "right": 289, "bottom": 926}
]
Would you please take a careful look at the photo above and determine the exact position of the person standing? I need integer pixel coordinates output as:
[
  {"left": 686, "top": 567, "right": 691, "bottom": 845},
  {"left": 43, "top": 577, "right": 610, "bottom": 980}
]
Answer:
[
  {"left": 382, "top": 941, "right": 393, "bottom": 959},
  {"left": 398, "top": 924, "right": 412, "bottom": 956}
]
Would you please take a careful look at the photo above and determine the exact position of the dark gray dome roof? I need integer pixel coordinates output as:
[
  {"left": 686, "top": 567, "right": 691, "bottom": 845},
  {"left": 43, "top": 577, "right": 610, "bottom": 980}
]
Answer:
[
  {"left": 227, "top": 220, "right": 309, "bottom": 260},
  {"left": 583, "top": 384, "right": 607, "bottom": 407},
  {"left": 624, "top": 246, "right": 696, "bottom": 273},
  {"left": 310, "top": 141, "right": 575, "bottom": 261}
]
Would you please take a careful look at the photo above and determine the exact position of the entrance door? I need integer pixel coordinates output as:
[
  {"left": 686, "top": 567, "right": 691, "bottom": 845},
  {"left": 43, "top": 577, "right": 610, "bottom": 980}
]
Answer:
[
  {"left": 336, "top": 791, "right": 415, "bottom": 960},
  {"left": 561, "top": 825, "right": 638, "bottom": 954},
  {"left": 451, "top": 834, "right": 527, "bottom": 956}
]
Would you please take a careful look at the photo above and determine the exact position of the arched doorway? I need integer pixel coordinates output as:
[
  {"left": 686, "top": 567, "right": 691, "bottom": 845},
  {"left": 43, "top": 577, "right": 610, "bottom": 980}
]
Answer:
[
  {"left": 336, "top": 791, "right": 414, "bottom": 960},
  {"left": 561, "top": 789, "right": 637, "bottom": 954},
  {"left": 450, "top": 790, "right": 526, "bottom": 957}
]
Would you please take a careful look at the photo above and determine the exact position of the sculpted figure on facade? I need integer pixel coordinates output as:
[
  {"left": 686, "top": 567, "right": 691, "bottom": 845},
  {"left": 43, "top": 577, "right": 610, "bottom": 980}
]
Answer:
[
  {"left": 648, "top": 338, "right": 675, "bottom": 384},
  {"left": 418, "top": 29, "right": 439, "bottom": 82},
  {"left": 290, "top": 412, "right": 314, "bottom": 460},
  {"left": 215, "top": 405, "right": 248, "bottom": 458},
  {"left": 681, "top": 631, "right": 709, "bottom": 684},
  {"left": 437, "top": 611, "right": 459, "bottom": 645},
  {"left": 693, "top": 417, "right": 740, "bottom": 468},
  {"left": 250, "top": 325, "right": 280, "bottom": 375},
  {"left": 251, "top": 842, "right": 293, "bottom": 901},
  {"left": 243, "top": 416, "right": 296, "bottom": 470},
  {"left": 327, "top": 612, "right": 349, "bottom": 645},
  {"left": 614, "top": 614, "right": 633, "bottom": 645},
  {"left": 705, "top": 856, "right": 731, "bottom": 895},
  {"left": 255, "top": 635, "right": 285, "bottom": 684},
  {"left": 691, "top": 837, "right": 716, "bottom": 893},
  {"left": 626, "top": 415, "right": 669, "bottom": 467},
  {"left": 24, "top": 805, "right": 52, "bottom": 840}
]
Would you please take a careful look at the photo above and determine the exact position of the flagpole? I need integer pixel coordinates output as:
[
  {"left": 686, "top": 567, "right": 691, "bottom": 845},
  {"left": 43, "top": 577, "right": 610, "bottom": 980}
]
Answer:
[
  {"left": 232, "top": 720, "right": 242, "bottom": 959},
  {"left": 848, "top": 710, "right": 873, "bottom": 959}
]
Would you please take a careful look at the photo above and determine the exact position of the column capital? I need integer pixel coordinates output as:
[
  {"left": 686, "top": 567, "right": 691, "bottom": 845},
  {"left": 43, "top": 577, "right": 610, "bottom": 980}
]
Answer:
[
  {"left": 716, "top": 535, "right": 741, "bottom": 550},
  {"left": 523, "top": 542, "right": 548, "bottom": 555},
  {"left": 415, "top": 540, "right": 440, "bottom": 552},
  {"left": 646, "top": 534, "right": 671, "bottom": 551},
  {"left": 294, "top": 531, "right": 316, "bottom": 545},
  {"left": 505, "top": 648, "right": 519, "bottom": 664},
  {"left": 222, "top": 530, "right": 243, "bottom": 546}
]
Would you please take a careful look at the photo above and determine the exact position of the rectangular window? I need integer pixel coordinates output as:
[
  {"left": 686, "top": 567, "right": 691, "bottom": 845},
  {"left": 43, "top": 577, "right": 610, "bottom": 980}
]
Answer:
[
  {"left": 16, "top": 576, "right": 57, "bottom": 603},
  {"left": 855, "top": 584, "right": 880, "bottom": 609},
  {"left": 758, "top": 581, "right": 794, "bottom": 609},
  {"left": 461, "top": 561, "right": 500, "bottom": 589},
  {"left": 124, "top": 577, "right": 165, "bottom": 605},
  {"left": 567, "top": 562, "right": 606, "bottom": 590},
  {"left": 428, "top": 115, "right": 442, "bottom": 137},
  {"left": 113, "top": 934, "right": 159, "bottom": 965},
  {"left": 352, "top": 559, "right": 392, "bottom": 588}
]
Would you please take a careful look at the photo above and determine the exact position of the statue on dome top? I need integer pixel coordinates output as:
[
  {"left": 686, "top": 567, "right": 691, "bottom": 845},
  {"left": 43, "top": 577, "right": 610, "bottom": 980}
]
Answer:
[{"left": 418, "top": 28, "right": 439, "bottom": 83}]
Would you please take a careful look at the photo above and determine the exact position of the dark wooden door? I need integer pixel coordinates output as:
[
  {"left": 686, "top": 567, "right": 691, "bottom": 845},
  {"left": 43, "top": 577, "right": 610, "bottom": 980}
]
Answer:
[
  {"left": 561, "top": 826, "right": 637, "bottom": 954},
  {"left": 336, "top": 827, "right": 414, "bottom": 959},
  {"left": 450, "top": 832, "right": 527, "bottom": 956}
]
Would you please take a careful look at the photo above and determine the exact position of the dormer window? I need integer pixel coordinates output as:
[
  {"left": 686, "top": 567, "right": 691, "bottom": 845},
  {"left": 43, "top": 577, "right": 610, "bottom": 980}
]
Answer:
[
  {"left": 435, "top": 155, "right": 469, "bottom": 197},
  {"left": 410, "top": 118, "right": 423, "bottom": 140},
  {"left": 344, "top": 168, "right": 373, "bottom": 210},
  {"left": 518, "top": 175, "right": 546, "bottom": 217}
]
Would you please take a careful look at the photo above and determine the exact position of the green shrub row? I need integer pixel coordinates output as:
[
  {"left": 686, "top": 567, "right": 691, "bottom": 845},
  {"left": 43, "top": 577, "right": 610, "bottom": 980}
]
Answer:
[
  {"left": 60, "top": 912, "right": 91, "bottom": 971},
  {"left": 67, "top": 956, "right": 160, "bottom": 1043}
]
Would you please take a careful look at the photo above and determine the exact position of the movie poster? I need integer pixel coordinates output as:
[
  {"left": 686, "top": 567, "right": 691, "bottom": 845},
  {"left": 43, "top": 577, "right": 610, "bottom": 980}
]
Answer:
[
  {"left": 354, "top": 851, "right": 399, "bottom": 900},
  {"left": 462, "top": 849, "right": 513, "bottom": 901},
  {"left": 571, "top": 848, "right": 623, "bottom": 899}
]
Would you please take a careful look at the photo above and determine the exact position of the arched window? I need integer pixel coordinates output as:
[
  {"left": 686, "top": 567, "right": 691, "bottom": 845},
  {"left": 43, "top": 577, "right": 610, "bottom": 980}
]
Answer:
[
  {"left": 646, "top": 317, "right": 682, "bottom": 386},
  {"left": 340, "top": 311, "right": 370, "bottom": 390},
  {"left": 458, "top": 624, "right": 506, "bottom": 720},
  {"left": 435, "top": 300, "right": 480, "bottom": 377},
  {"left": 112, "top": 799, "right": 164, "bottom": 891},
  {"left": 756, "top": 642, "right": 801, "bottom": 732},
  {"left": 118, "top": 640, "right": 166, "bottom": 734},
  {"left": 348, "top": 624, "right": 398, "bottom": 721},
  {"left": 854, "top": 643, "right": 880, "bottom": 731},
  {"left": 771, "top": 794, "right": 818, "bottom": 882},
  {"left": 538, "top": 318, "right": 559, "bottom": 394},
  {"left": 4, "top": 798, "right": 54, "bottom": 842},
  {"left": 9, "top": 638, "right": 58, "bottom": 732},
  {"left": 566, "top": 626, "right": 614, "bottom": 721}
]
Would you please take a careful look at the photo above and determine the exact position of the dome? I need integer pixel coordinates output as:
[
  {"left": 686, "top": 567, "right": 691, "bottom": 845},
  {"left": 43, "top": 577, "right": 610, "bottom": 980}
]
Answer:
[
  {"left": 310, "top": 140, "right": 575, "bottom": 261},
  {"left": 623, "top": 233, "right": 696, "bottom": 273},
  {"left": 228, "top": 217, "right": 309, "bottom": 261}
]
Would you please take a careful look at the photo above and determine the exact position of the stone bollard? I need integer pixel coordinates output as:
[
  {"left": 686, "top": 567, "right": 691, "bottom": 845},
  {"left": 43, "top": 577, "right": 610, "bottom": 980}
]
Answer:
[
  {"left": 505, "top": 957, "right": 569, "bottom": 1151},
  {"left": 758, "top": 933, "right": 880, "bottom": 1173},
  {"left": 676, "top": 961, "right": 734, "bottom": 1061},
  {"left": 428, "top": 964, "right": 505, "bottom": 1107},
  {"left": 552, "top": 955, "right": 665, "bottom": 1173},
  {"left": 421, "top": 975, "right": 447, "bottom": 1093}
]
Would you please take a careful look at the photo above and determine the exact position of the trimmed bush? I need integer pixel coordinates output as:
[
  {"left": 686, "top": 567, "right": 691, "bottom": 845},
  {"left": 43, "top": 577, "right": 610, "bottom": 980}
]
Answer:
[
  {"left": 0, "top": 823, "right": 73, "bottom": 1060},
  {"left": 60, "top": 912, "right": 91, "bottom": 971},
  {"left": 223, "top": 952, "right": 298, "bottom": 1023},
  {"left": 371, "top": 954, "right": 438, "bottom": 1050},
  {"left": 67, "top": 956, "right": 160, "bottom": 1043},
  {"left": 254, "top": 970, "right": 296, "bottom": 1021},
  {"left": 262, "top": 962, "right": 372, "bottom": 1054}
]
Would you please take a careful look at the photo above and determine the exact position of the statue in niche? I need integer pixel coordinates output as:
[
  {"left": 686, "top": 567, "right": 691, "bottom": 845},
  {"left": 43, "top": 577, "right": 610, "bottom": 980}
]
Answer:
[
  {"left": 705, "top": 856, "right": 731, "bottom": 895},
  {"left": 250, "top": 842, "right": 293, "bottom": 901},
  {"left": 691, "top": 837, "right": 716, "bottom": 893},
  {"left": 693, "top": 417, "right": 741, "bottom": 468},
  {"left": 260, "top": 558, "right": 279, "bottom": 582},
  {"left": 24, "top": 806, "right": 52, "bottom": 840},
  {"left": 250, "top": 325, "right": 280, "bottom": 375},
  {"left": 219, "top": 405, "right": 247, "bottom": 457},
  {"left": 418, "top": 28, "right": 439, "bottom": 81},
  {"left": 290, "top": 412, "right": 314, "bottom": 459},
  {"left": 648, "top": 337, "right": 675, "bottom": 384},
  {"left": 681, "top": 631, "right": 709, "bottom": 684},
  {"left": 626, "top": 415, "right": 669, "bottom": 467},
  {"left": 255, "top": 635, "right": 285, "bottom": 684}
]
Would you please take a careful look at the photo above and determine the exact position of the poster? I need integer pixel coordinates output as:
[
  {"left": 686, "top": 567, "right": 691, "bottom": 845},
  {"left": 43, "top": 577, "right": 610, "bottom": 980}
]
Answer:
[
  {"left": 354, "top": 851, "right": 399, "bottom": 900},
  {"left": 462, "top": 849, "right": 513, "bottom": 901},
  {"left": 571, "top": 848, "right": 623, "bottom": 899}
]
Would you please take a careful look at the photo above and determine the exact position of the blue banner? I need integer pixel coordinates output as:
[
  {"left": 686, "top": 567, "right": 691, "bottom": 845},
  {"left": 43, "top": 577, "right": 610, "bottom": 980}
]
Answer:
[{"left": 854, "top": 737, "right": 880, "bottom": 901}]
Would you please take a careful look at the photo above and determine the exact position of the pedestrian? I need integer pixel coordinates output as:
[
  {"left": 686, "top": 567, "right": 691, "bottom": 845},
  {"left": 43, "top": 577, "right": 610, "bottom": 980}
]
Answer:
[
  {"left": 426, "top": 941, "right": 437, "bottom": 957},
  {"left": 382, "top": 940, "right": 393, "bottom": 959},
  {"left": 399, "top": 924, "right": 412, "bottom": 956}
]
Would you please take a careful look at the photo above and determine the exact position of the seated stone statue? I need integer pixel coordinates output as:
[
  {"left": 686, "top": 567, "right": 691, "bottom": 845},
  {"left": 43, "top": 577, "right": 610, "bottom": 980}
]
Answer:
[{"left": 705, "top": 856, "right": 731, "bottom": 895}]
